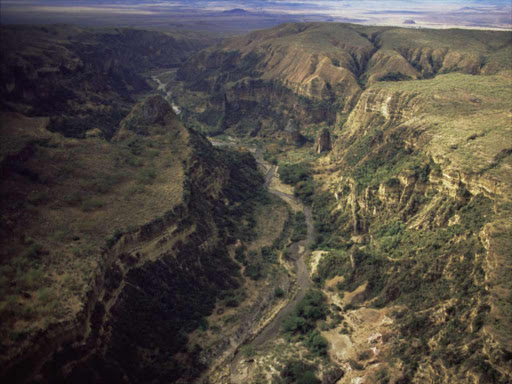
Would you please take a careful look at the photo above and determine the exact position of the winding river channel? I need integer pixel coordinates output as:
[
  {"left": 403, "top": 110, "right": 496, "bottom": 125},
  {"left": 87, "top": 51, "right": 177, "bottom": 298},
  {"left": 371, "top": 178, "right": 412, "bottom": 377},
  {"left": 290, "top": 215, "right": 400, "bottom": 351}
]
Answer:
[
  {"left": 209, "top": 139, "right": 315, "bottom": 377},
  {"left": 152, "top": 71, "right": 181, "bottom": 115}
]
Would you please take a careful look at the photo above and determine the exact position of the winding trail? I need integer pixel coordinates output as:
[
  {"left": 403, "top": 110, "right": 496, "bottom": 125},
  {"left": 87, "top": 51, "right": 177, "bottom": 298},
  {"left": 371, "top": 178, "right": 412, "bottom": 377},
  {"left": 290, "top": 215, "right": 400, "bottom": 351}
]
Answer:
[{"left": 210, "top": 138, "right": 315, "bottom": 376}]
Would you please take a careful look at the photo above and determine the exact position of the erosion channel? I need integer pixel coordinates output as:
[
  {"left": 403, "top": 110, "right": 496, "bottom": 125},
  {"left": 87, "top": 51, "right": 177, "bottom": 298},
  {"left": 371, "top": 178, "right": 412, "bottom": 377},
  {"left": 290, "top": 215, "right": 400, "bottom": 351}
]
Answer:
[{"left": 210, "top": 139, "right": 315, "bottom": 381}]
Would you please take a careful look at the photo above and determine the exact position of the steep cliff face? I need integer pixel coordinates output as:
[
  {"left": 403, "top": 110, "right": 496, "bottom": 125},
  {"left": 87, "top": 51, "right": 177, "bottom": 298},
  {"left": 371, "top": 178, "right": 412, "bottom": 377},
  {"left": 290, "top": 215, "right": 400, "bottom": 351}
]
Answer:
[
  {"left": 311, "top": 72, "right": 512, "bottom": 383},
  {"left": 173, "top": 23, "right": 511, "bottom": 139},
  {"left": 0, "top": 96, "right": 276, "bottom": 383},
  {"left": 315, "top": 128, "right": 332, "bottom": 154}
]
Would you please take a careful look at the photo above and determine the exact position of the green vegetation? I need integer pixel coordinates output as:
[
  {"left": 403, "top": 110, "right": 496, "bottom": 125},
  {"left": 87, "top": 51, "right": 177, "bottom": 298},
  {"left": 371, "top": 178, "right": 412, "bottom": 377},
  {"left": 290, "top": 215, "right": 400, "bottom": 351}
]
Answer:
[
  {"left": 279, "top": 162, "right": 315, "bottom": 204},
  {"left": 81, "top": 198, "right": 105, "bottom": 212},
  {"left": 311, "top": 189, "right": 499, "bottom": 378},
  {"left": 282, "top": 289, "right": 329, "bottom": 356},
  {"left": 273, "top": 360, "right": 320, "bottom": 384},
  {"left": 291, "top": 212, "right": 307, "bottom": 242},
  {"left": 375, "top": 367, "right": 390, "bottom": 384},
  {"left": 136, "top": 166, "right": 157, "bottom": 185},
  {"left": 312, "top": 191, "right": 351, "bottom": 249},
  {"left": 377, "top": 72, "right": 412, "bottom": 82},
  {"left": 279, "top": 163, "right": 311, "bottom": 185},
  {"left": 3, "top": 21, "right": 512, "bottom": 384}
]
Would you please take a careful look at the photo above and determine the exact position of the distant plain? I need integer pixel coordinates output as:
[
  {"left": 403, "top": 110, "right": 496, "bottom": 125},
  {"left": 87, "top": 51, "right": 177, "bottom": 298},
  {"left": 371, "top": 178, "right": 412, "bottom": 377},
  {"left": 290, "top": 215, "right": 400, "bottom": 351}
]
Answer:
[{"left": 1, "top": 0, "right": 511, "bottom": 34}]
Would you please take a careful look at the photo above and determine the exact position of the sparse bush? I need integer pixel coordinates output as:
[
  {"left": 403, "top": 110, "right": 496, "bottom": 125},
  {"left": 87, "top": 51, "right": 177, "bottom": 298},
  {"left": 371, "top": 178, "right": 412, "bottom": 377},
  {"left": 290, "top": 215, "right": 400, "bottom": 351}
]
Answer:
[
  {"left": 62, "top": 273, "right": 82, "bottom": 292},
  {"left": 235, "top": 246, "right": 246, "bottom": 264},
  {"left": 348, "top": 359, "right": 364, "bottom": 370},
  {"left": 244, "top": 263, "right": 262, "bottom": 280},
  {"left": 63, "top": 191, "right": 83, "bottom": 205},
  {"left": 358, "top": 350, "right": 373, "bottom": 361},
  {"left": 240, "top": 344, "right": 255, "bottom": 358},
  {"left": 19, "top": 267, "right": 43, "bottom": 290},
  {"left": 27, "top": 190, "right": 50, "bottom": 205},
  {"left": 81, "top": 198, "right": 105, "bottom": 212},
  {"left": 247, "top": 250, "right": 258, "bottom": 260},
  {"left": 22, "top": 243, "right": 43, "bottom": 259},
  {"left": 145, "top": 149, "right": 160, "bottom": 158},
  {"left": 137, "top": 167, "right": 157, "bottom": 185},
  {"left": 125, "top": 154, "right": 144, "bottom": 167},
  {"left": 106, "top": 229, "right": 123, "bottom": 248},
  {"left": 375, "top": 367, "right": 390, "bottom": 384},
  {"left": 36, "top": 287, "right": 53, "bottom": 304}
]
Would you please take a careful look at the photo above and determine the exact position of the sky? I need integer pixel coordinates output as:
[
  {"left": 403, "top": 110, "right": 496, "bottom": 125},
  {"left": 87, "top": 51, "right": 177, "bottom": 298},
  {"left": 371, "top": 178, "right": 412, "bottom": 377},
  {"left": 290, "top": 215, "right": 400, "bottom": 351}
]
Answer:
[{"left": 1, "top": 1, "right": 511, "bottom": 30}]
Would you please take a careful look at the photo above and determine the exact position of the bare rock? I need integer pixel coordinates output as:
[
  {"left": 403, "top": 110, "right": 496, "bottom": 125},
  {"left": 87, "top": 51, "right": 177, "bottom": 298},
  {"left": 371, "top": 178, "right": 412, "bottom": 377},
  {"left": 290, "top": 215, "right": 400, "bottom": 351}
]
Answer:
[
  {"left": 322, "top": 367, "right": 344, "bottom": 384},
  {"left": 315, "top": 128, "right": 332, "bottom": 153},
  {"left": 85, "top": 128, "right": 104, "bottom": 139},
  {"left": 115, "top": 95, "right": 178, "bottom": 140},
  {"left": 283, "top": 120, "right": 306, "bottom": 147}
]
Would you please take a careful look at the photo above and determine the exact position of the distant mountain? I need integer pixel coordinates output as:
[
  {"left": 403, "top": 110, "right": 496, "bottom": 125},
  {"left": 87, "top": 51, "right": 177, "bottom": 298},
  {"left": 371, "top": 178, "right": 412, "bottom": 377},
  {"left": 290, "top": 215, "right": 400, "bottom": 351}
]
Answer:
[{"left": 222, "top": 8, "right": 250, "bottom": 15}]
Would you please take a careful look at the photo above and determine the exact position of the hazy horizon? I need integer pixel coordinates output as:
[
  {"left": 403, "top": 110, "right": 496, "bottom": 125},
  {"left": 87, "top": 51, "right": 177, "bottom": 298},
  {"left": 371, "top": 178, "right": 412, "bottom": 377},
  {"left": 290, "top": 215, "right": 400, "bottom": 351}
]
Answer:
[{"left": 1, "top": 0, "right": 511, "bottom": 32}]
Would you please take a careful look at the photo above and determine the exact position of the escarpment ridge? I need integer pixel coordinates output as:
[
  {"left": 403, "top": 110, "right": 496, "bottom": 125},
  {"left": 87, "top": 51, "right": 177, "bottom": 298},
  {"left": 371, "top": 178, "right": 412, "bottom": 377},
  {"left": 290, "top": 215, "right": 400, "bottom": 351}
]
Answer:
[{"left": 174, "top": 23, "right": 511, "bottom": 139}]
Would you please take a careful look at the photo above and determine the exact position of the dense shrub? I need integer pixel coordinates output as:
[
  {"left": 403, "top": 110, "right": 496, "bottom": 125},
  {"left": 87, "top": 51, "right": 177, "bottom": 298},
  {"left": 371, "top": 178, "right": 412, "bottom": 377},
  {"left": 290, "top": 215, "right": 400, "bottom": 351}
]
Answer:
[
  {"left": 282, "top": 290, "right": 329, "bottom": 355},
  {"left": 279, "top": 360, "right": 320, "bottom": 384},
  {"left": 279, "top": 163, "right": 311, "bottom": 186},
  {"left": 274, "top": 287, "right": 285, "bottom": 298},
  {"left": 244, "top": 263, "right": 262, "bottom": 280},
  {"left": 305, "top": 329, "right": 328, "bottom": 356},
  {"left": 377, "top": 72, "right": 412, "bottom": 82},
  {"left": 291, "top": 212, "right": 307, "bottom": 242}
]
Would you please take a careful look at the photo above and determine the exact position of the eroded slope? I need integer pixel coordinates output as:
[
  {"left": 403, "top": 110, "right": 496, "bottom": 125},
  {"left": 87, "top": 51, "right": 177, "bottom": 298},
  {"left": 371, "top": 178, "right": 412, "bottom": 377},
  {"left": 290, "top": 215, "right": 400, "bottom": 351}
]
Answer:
[
  {"left": 0, "top": 95, "right": 286, "bottom": 383},
  {"left": 173, "top": 22, "right": 511, "bottom": 138},
  {"left": 309, "top": 71, "right": 512, "bottom": 383}
]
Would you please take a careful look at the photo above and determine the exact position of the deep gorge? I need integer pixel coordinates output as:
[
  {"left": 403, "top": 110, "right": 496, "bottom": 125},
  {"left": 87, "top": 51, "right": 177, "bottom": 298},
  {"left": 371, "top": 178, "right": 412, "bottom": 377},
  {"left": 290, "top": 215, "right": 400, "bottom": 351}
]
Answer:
[{"left": 0, "top": 21, "right": 511, "bottom": 384}]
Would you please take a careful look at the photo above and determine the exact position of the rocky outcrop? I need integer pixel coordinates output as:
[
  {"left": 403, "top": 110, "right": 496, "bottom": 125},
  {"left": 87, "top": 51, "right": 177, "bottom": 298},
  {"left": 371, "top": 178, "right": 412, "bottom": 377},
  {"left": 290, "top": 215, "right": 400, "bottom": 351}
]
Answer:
[
  {"left": 281, "top": 120, "right": 306, "bottom": 146},
  {"left": 116, "top": 95, "right": 180, "bottom": 139},
  {"left": 321, "top": 367, "right": 344, "bottom": 384},
  {"left": 315, "top": 128, "right": 332, "bottom": 154}
]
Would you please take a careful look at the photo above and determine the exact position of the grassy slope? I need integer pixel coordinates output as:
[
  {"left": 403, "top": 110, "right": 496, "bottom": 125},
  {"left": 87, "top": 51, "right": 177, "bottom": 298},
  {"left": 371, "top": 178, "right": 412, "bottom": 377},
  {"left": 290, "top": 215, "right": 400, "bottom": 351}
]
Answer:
[
  {"left": 171, "top": 22, "right": 512, "bottom": 382},
  {"left": 0, "top": 91, "right": 297, "bottom": 382},
  {"left": 0, "top": 109, "right": 187, "bottom": 340},
  {"left": 375, "top": 72, "right": 512, "bottom": 181}
]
